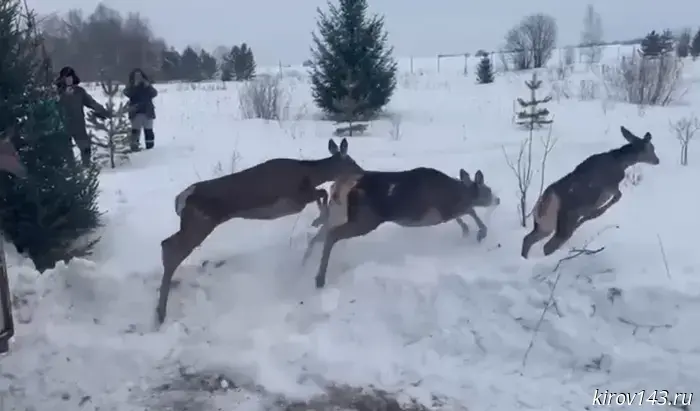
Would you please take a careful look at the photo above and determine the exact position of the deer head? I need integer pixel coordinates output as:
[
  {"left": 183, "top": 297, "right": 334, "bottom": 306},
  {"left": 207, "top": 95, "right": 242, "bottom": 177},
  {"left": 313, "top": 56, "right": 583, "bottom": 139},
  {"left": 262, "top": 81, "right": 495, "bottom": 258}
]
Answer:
[
  {"left": 459, "top": 169, "right": 500, "bottom": 207},
  {"left": 0, "top": 131, "right": 26, "bottom": 178},
  {"left": 326, "top": 138, "right": 363, "bottom": 177},
  {"left": 620, "top": 126, "right": 660, "bottom": 165}
]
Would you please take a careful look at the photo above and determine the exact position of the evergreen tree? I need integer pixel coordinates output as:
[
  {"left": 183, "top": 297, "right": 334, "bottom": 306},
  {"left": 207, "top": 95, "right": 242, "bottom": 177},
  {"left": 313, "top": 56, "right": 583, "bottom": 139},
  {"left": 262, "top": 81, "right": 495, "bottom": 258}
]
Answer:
[
  {"left": 641, "top": 30, "right": 674, "bottom": 57},
  {"left": 676, "top": 29, "right": 691, "bottom": 58},
  {"left": 310, "top": 0, "right": 397, "bottom": 119},
  {"left": 179, "top": 46, "right": 202, "bottom": 81},
  {"left": 476, "top": 56, "right": 494, "bottom": 84},
  {"left": 199, "top": 49, "right": 218, "bottom": 80},
  {"left": 515, "top": 73, "right": 552, "bottom": 130},
  {"left": 160, "top": 48, "right": 182, "bottom": 81},
  {"left": 0, "top": 0, "right": 101, "bottom": 271},
  {"left": 87, "top": 74, "right": 131, "bottom": 168},
  {"left": 691, "top": 28, "right": 700, "bottom": 59},
  {"left": 223, "top": 43, "right": 256, "bottom": 81}
]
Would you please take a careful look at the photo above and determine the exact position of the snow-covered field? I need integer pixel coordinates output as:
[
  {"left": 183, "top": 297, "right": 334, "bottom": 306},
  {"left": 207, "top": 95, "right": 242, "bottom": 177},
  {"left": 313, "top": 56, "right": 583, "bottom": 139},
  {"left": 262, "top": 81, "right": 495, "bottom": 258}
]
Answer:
[{"left": 2, "top": 45, "right": 700, "bottom": 410}]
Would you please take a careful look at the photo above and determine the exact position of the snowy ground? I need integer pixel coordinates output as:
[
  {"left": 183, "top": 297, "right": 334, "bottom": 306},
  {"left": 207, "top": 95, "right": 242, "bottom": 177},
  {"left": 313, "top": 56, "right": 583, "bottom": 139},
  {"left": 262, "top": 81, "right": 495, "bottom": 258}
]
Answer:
[{"left": 2, "top": 46, "right": 700, "bottom": 410}]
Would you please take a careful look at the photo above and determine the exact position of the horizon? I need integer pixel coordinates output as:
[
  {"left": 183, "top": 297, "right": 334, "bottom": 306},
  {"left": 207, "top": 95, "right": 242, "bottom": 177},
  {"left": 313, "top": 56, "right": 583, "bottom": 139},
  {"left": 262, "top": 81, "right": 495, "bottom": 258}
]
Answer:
[{"left": 27, "top": 0, "right": 700, "bottom": 65}]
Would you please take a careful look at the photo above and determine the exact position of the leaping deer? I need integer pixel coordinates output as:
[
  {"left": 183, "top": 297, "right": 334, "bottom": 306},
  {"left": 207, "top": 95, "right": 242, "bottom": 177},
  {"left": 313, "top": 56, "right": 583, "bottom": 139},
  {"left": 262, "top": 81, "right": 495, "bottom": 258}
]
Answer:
[
  {"left": 157, "top": 138, "right": 362, "bottom": 324},
  {"left": 303, "top": 166, "right": 500, "bottom": 288},
  {"left": 521, "top": 126, "right": 660, "bottom": 258}
]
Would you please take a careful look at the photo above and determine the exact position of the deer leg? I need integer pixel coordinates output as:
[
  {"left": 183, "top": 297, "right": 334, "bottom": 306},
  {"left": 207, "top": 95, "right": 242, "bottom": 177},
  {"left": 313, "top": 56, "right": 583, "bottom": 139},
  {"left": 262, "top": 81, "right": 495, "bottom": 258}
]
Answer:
[
  {"left": 311, "top": 189, "right": 329, "bottom": 228},
  {"left": 543, "top": 211, "right": 578, "bottom": 256},
  {"left": 455, "top": 217, "right": 469, "bottom": 237},
  {"left": 315, "top": 218, "right": 381, "bottom": 289},
  {"left": 157, "top": 209, "right": 216, "bottom": 325},
  {"left": 302, "top": 224, "right": 328, "bottom": 265},
  {"left": 521, "top": 222, "right": 552, "bottom": 258},
  {"left": 465, "top": 208, "right": 488, "bottom": 242},
  {"left": 575, "top": 191, "right": 621, "bottom": 230}
]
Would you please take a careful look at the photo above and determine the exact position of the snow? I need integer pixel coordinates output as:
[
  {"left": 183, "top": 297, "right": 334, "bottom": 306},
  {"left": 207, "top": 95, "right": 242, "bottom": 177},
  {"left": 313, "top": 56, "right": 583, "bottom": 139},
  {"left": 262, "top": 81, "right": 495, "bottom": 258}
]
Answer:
[{"left": 2, "top": 45, "right": 700, "bottom": 410}]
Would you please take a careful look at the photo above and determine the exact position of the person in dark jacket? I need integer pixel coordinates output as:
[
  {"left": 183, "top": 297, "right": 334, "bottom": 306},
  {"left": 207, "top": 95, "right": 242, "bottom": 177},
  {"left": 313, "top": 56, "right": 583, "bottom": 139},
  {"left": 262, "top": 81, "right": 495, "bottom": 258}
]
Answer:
[
  {"left": 55, "top": 66, "right": 111, "bottom": 166},
  {"left": 123, "top": 69, "right": 158, "bottom": 150}
]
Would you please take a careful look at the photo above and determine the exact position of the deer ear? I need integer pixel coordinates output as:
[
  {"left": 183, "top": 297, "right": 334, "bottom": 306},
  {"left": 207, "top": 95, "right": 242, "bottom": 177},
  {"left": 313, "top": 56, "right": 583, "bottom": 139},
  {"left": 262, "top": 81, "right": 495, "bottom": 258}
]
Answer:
[
  {"left": 474, "top": 170, "right": 484, "bottom": 185},
  {"left": 339, "top": 138, "right": 348, "bottom": 155},
  {"left": 620, "top": 126, "right": 637, "bottom": 143},
  {"left": 328, "top": 139, "right": 339, "bottom": 155},
  {"left": 459, "top": 168, "right": 470, "bottom": 184},
  {"left": 643, "top": 132, "right": 652, "bottom": 142}
]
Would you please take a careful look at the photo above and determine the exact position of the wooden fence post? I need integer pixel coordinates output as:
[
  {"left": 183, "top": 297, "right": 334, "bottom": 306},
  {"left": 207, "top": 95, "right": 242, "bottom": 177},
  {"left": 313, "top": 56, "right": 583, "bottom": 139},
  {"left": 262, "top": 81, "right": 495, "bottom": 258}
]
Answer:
[{"left": 0, "top": 236, "right": 14, "bottom": 355}]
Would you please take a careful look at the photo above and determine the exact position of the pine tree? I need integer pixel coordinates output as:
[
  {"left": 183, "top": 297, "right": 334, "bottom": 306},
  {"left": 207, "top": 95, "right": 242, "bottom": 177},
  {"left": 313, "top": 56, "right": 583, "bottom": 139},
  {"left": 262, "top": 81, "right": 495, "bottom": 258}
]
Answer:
[
  {"left": 223, "top": 43, "right": 256, "bottom": 81},
  {"left": 199, "top": 49, "right": 218, "bottom": 80},
  {"left": 310, "top": 0, "right": 397, "bottom": 120},
  {"left": 641, "top": 30, "right": 674, "bottom": 57},
  {"left": 180, "top": 46, "right": 202, "bottom": 81},
  {"left": 476, "top": 56, "right": 494, "bottom": 84},
  {"left": 676, "top": 29, "right": 691, "bottom": 58},
  {"left": 0, "top": 0, "right": 101, "bottom": 271},
  {"left": 88, "top": 74, "right": 131, "bottom": 168},
  {"left": 691, "top": 28, "right": 700, "bottom": 59},
  {"left": 515, "top": 73, "right": 552, "bottom": 130}
]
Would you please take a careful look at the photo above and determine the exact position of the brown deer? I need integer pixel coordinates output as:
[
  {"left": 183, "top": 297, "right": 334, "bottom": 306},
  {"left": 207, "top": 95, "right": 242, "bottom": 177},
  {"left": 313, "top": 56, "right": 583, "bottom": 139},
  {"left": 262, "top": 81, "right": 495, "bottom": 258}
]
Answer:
[
  {"left": 521, "top": 126, "right": 660, "bottom": 258},
  {"left": 303, "top": 167, "right": 500, "bottom": 288},
  {"left": 157, "top": 138, "right": 362, "bottom": 324}
]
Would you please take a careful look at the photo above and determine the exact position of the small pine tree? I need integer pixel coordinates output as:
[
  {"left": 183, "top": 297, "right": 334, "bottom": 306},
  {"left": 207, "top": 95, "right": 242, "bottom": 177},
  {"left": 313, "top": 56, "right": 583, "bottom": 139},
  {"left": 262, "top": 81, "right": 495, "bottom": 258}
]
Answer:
[
  {"left": 476, "top": 56, "right": 494, "bottom": 84},
  {"left": 641, "top": 30, "right": 674, "bottom": 57},
  {"left": 515, "top": 73, "right": 552, "bottom": 130},
  {"left": 691, "top": 28, "right": 700, "bottom": 59},
  {"left": 310, "top": 0, "right": 397, "bottom": 119},
  {"left": 87, "top": 75, "right": 131, "bottom": 168},
  {"left": 0, "top": 0, "right": 101, "bottom": 270},
  {"left": 676, "top": 29, "right": 691, "bottom": 58}
]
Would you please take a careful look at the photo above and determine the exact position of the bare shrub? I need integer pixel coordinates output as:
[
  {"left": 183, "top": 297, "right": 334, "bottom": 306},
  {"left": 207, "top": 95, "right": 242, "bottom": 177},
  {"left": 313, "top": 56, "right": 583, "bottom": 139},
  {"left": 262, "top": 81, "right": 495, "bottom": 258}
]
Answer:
[
  {"left": 211, "top": 150, "right": 241, "bottom": 176},
  {"left": 238, "top": 75, "right": 289, "bottom": 120},
  {"left": 669, "top": 115, "right": 700, "bottom": 165},
  {"left": 389, "top": 115, "right": 402, "bottom": 140},
  {"left": 598, "top": 51, "right": 686, "bottom": 106},
  {"left": 548, "top": 64, "right": 573, "bottom": 101},
  {"left": 578, "top": 79, "right": 600, "bottom": 101},
  {"left": 580, "top": 5, "right": 604, "bottom": 65},
  {"left": 504, "top": 13, "right": 558, "bottom": 70},
  {"left": 502, "top": 124, "right": 558, "bottom": 227}
]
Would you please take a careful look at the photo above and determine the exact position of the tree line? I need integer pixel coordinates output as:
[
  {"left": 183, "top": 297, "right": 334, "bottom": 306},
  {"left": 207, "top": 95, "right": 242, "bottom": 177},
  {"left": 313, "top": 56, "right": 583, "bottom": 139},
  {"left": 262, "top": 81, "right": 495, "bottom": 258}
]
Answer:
[{"left": 39, "top": 3, "right": 256, "bottom": 83}]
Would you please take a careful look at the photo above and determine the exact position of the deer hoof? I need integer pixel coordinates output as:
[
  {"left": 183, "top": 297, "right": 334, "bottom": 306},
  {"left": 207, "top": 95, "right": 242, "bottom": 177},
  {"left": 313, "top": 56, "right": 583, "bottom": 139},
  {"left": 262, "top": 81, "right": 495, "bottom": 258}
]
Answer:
[
  {"left": 477, "top": 229, "right": 487, "bottom": 242},
  {"left": 315, "top": 276, "right": 325, "bottom": 289}
]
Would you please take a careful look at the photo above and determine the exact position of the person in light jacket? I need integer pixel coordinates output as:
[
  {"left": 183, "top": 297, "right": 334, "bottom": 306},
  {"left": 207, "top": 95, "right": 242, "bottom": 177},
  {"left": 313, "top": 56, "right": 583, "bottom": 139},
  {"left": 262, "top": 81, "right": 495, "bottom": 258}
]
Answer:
[
  {"left": 123, "top": 68, "right": 158, "bottom": 150},
  {"left": 55, "top": 66, "right": 111, "bottom": 166}
]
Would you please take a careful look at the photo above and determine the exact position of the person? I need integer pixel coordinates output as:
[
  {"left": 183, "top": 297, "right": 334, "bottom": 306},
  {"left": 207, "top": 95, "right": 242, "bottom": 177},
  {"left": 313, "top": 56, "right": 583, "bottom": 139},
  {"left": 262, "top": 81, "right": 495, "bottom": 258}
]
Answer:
[
  {"left": 123, "top": 68, "right": 158, "bottom": 150},
  {"left": 54, "top": 66, "right": 111, "bottom": 166}
]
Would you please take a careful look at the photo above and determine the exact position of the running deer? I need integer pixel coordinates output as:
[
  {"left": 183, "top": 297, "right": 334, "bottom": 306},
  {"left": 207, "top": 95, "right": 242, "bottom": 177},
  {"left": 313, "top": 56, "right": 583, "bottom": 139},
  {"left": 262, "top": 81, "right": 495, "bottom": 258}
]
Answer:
[
  {"left": 156, "top": 138, "right": 362, "bottom": 324},
  {"left": 302, "top": 167, "right": 500, "bottom": 288},
  {"left": 521, "top": 126, "right": 660, "bottom": 258}
]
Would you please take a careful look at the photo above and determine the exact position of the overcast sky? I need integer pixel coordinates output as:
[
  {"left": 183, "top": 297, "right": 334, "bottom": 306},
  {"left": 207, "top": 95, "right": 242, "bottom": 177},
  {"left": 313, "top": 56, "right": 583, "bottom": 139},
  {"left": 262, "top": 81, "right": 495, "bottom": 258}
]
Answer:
[{"left": 27, "top": 0, "right": 700, "bottom": 65}]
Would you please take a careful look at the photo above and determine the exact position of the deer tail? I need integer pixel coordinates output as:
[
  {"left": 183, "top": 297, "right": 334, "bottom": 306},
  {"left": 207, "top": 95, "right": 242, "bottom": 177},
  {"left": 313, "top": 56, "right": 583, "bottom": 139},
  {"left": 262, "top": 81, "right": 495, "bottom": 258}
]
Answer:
[
  {"left": 327, "top": 174, "right": 362, "bottom": 228},
  {"left": 174, "top": 184, "right": 196, "bottom": 216}
]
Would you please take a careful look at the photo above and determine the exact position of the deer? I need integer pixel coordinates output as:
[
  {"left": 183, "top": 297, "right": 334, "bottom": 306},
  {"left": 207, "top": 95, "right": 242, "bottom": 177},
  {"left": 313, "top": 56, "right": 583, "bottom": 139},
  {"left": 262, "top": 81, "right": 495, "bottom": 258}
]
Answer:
[
  {"left": 156, "top": 138, "right": 363, "bottom": 324},
  {"left": 521, "top": 126, "right": 660, "bottom": 259},
  {"left": 302, "top": 166, "right": 501, "bottom": 289}
]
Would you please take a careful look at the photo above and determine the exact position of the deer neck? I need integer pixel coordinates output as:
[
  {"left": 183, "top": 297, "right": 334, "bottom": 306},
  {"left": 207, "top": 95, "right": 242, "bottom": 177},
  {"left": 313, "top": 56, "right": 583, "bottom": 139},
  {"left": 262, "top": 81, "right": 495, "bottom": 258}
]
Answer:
[
  {"left": 610, "top": 144, "right": 641, "bottom": 170},
  {"left": 305, "top": 156, "right": 338, "bottom": 185}
]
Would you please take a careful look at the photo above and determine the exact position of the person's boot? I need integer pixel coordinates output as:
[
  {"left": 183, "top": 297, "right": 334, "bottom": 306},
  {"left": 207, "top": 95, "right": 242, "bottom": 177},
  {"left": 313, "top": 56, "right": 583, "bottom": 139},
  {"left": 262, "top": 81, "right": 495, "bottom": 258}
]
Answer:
[
  {"left": 144, "top": 129, "right": 155, "bottom": 149},
  {"left": 130, "top": 129, "right": 141, "bottom": 151}
]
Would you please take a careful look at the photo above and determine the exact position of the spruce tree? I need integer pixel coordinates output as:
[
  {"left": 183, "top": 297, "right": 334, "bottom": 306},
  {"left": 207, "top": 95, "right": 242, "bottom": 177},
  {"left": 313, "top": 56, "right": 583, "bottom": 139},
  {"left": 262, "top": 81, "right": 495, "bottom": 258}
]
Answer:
[
  {"left": 476, "top": 56, "right": 494, "bottom": 84},
  {"left": 310, "top": 0, "right": 397, "bottom": 119},
  {"left": 515, "top": 73, "right": 552, "bottom": 130},
  {"left": 88, "top": 74, "right": 131, "bottom": 168},
  {"left": 691, "top": 28, "right": 700, "bottom": 59},
  {"left": 0, "top": 0, "right": 101, "bottom": 271},
  {"left": 231, "top": 43, "right": 256, "bottom": 81}
]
